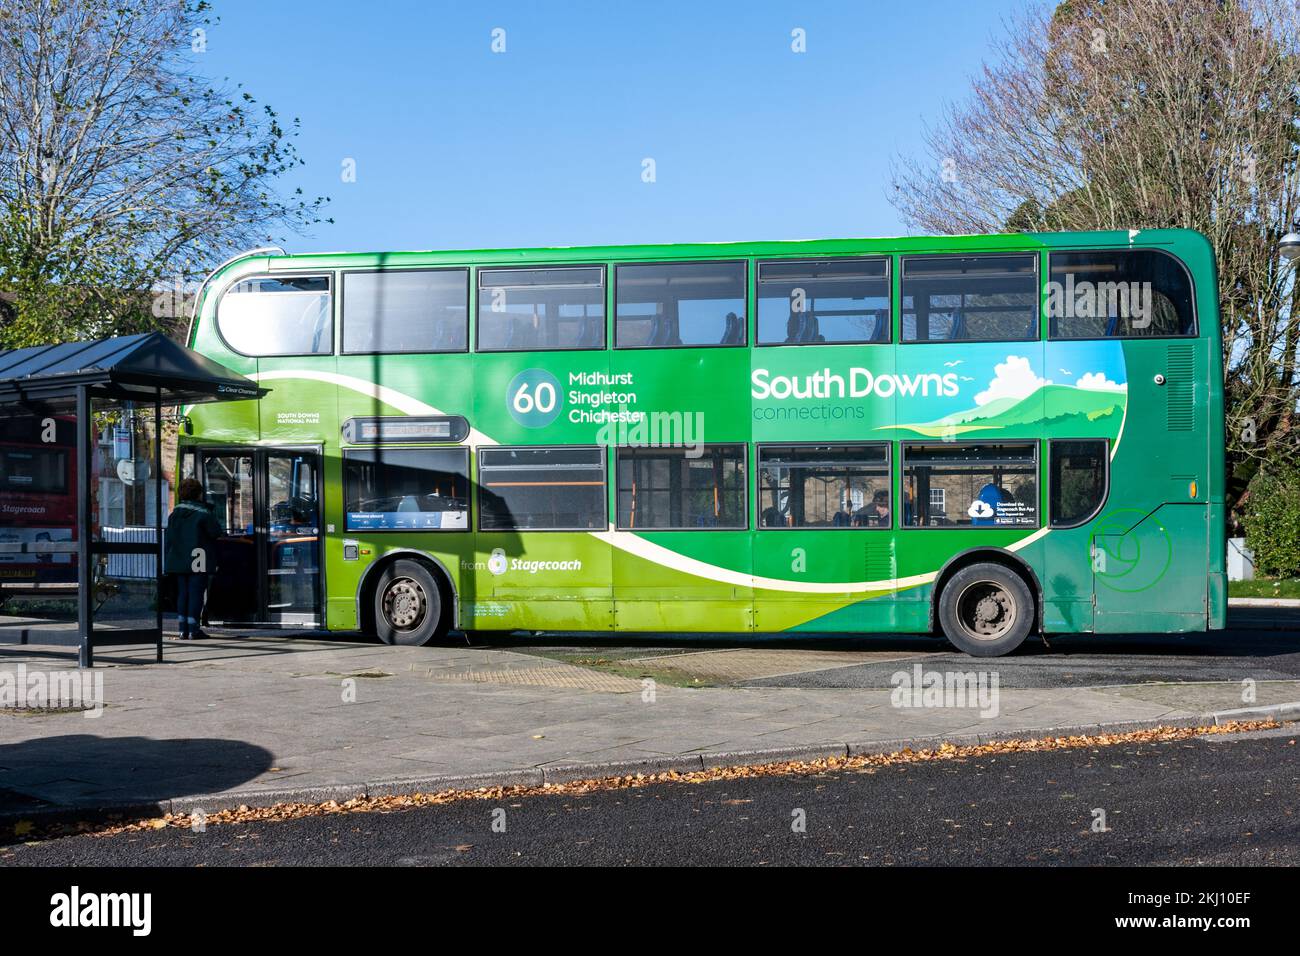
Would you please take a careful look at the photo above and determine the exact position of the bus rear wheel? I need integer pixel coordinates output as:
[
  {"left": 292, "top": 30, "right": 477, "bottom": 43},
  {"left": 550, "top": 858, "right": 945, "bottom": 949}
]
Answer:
[
  {"left": 373, "top": 559, "right": 444, "bottom": 647},
  {"left": 937, "top": 562, "right": 1034, "bottom": 657}
]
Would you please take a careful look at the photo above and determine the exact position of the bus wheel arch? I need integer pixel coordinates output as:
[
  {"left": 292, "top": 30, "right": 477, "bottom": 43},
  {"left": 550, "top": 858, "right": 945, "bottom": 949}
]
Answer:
[
  {"left": 359, "top": 551, "right": 456, "bottom": 646},
  {"left": 929, "top": 549, "right": 1041, "bottom": 656}
]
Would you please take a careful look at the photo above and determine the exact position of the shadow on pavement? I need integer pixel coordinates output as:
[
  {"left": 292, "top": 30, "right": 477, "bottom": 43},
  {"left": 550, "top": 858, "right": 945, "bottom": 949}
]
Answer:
[{"left": 0, "top": 734, "right": 274, "bottom": 840}]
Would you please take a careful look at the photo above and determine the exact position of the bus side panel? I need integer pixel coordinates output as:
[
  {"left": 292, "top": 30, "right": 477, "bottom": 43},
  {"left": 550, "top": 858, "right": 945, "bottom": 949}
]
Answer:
[
  {"left": 1086, "top": 332, "right": 1212, "bottom": 633},
  {"left": 609, "top": 344, "right": 754, "bottom": 633},
  {"left": 611, "top": 532, "right": 753, "bottom": 632},
  {"left": 1040, "top": 524, "right": 1095, "bottom": 633},
  {"left": 751, "top": 529, "right": 894, "bottom": 632},
  {"left": 1092, "top": 503, "right": 1208, "bottom": 633},
  {"left": 477, "top": 531, "right": 614, "bottom": 632}
]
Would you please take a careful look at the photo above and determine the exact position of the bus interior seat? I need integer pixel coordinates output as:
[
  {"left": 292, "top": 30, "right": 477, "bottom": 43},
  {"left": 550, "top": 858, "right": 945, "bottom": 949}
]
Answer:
[
  {"left": 721, "top": 311, "right": 744, "bottom": 345},
  {"left": 785, "top": 310, "right": 820, "bottom": 343},
  {"left": 647, "top": 312, "right": 681, "bottom": 347},
  {"left": 949, "top": 307, "right": 967, "bottom": 340}
]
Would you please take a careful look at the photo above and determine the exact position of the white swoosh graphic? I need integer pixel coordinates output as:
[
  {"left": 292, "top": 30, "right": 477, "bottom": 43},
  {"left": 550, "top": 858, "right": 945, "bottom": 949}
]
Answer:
[{"left": 249, "top": 369, "right": 1062, "bottom": 596}]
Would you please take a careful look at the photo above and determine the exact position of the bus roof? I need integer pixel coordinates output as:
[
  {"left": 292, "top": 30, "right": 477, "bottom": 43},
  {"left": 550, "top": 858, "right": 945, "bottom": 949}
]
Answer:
[{"left": 225, "top": 228, "right": 1211, "bottom": 272}]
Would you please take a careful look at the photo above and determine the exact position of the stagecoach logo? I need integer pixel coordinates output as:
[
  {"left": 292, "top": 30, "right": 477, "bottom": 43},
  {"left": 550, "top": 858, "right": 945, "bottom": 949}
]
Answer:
[
  {"left": 483, "top": 547, "right": 582, "bottom": 576},
  {"left": 751, "top": 367, "right": 960, "bottom": 401}
]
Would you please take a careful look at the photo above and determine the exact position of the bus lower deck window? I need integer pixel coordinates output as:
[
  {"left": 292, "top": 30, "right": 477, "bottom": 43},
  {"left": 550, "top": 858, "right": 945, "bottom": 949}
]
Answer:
[
  {"left": 479, "top": 446, "right": 606, "bottom": 531},
  {"left": 902, "top": 442, "right": 1039, "bottom": 528},
  {"left": 342, "top": 447, "right": 470, "bottom": 531},
  {"left": 757, "top": 443, "right": 890, "bottom": 528},
  {"left": 616, "top": 445, "right": 746, "bottom": 529},
  {"left": 1049, "top": 439, "right": 1109, "bottom": 527}
]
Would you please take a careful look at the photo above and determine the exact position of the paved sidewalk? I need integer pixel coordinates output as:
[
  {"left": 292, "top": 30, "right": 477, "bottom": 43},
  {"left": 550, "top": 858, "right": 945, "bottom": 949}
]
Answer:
[{"left": 3, "top": 626, "right": 1299, "bottom": 819}]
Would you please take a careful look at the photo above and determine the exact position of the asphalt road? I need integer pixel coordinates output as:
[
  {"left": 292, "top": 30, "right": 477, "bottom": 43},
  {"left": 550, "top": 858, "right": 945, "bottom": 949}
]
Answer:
[
  {"left": 9, "top": 725, "right": 1298, "bottom": 866},
  {"left": 751, "top": 625, "right": 1300, "bottom": 688},
  {"left": 504, "top": 608, "right": 1300, "bottom": 688}
]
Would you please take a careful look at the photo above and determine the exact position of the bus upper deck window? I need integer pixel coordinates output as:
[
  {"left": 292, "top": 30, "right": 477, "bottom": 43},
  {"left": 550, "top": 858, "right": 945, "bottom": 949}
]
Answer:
[
  {"left": 343, "top": 269, "right": 468, "bottom": 354},
  {"left": 902, "top": 254, "right": 1038, "bottom": 342},
  {"left": 615, "top": 261, "right": 747, "bottom": 348},
  {"left": 218, "top": 275, "right": 332, "bottom": 356},
  {"left": 757, "top": 258, "right": 890, "bottom": 346},
  {"left": 1048, "top": 249, "right": 1196, "bottom": 338},
  {"left": 478, "top": 267, "right": 604, "bottom": 352}
]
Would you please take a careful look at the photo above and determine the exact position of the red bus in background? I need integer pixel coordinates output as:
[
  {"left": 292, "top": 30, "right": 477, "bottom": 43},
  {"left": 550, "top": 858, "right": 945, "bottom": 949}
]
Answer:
[{"left": 0, "top": 415, "right": 77, "bottom": 586}]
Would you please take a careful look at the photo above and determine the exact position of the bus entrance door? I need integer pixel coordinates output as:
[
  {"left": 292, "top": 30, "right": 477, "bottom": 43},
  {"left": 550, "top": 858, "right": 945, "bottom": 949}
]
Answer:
[{"left": 195, "top": 447, "right": 322, "bottom": 627}]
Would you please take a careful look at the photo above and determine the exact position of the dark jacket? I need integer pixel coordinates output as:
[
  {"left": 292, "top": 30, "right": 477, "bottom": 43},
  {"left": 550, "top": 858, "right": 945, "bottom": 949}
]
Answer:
[{"left": 163, "top": 500, "right": 223, "bottom": 575}]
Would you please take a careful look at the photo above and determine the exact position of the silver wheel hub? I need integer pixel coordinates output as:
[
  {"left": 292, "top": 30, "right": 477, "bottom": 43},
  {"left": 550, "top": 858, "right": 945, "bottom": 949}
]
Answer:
[
  {"left": 383, "top": 578, "right": 426, "bottom": 630},
  {"left": 957, "top": 582, "right": 1016, "bottom": 641}
]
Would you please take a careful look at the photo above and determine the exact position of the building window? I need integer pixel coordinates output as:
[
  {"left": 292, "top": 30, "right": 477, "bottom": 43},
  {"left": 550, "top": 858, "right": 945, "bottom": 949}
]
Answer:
[
  {"left": 902, "top": 255, "right": 1038, "bottom": 342},
  {"left": 342, "top": 448, "right": 469, "bottom": 531},
  {"left": 903, "top": 442, "right": 1038, "bottom": 528},
  {"left": 757, "top": 444, "right": 891, "bottom": 528},
  {"left": 479, "top": 446, "right": 607, "bottom": 531},
  {"left": 615, "top": 261, "right": 747, "bottom": 348},
  {"left": 218, "top": 275, "right": 332, "bottom": 356},
  {"left": 342, "top": 269, "right": 468, "bottom": 353},
  {"left": 1049, "top": 439, "right": 1109, "bottom": 527},
  {"left": 1047, "top": 250, "right": 1196, "bottom": 338},
  {"left": 616, "top": 445, "right": 746, "bottom": 529},
  {"left": 477, "top": 267, "right": 605, "bottom": 351},
  {"left": 757, "top": 258, "right": 890, "bottom": 345}
]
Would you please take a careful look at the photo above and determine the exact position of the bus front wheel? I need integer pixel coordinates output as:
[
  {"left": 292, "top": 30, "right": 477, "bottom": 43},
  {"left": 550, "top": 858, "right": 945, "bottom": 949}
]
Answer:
[
  {"left": 373, "top": 559, "right": 444, "bottom": 647},
  {"left": 937, "top": 562, "right": 1034, "bottom": 658}
]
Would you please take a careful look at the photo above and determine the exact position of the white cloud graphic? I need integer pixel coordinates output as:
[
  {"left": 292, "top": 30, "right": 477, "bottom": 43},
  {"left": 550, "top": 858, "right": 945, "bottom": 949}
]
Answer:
[
  {"left": 1075, "top": 371, "right": 1125, "bottom": 392},
  {"left": 975, "top": 355, "right": 1050, "bottom": 406}
]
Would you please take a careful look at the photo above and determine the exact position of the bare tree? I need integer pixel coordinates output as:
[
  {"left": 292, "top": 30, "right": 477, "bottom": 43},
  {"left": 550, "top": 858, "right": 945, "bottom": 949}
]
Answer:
[
  {"left": 0, "top": 0, "right": 328, "bottom": 346},
  {"left": 891, "top": 0, "right": 1300, "bottom": 507}
]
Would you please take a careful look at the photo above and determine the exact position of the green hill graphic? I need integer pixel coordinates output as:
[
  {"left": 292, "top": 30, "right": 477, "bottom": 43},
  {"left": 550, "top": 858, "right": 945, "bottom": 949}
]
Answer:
[{"left": 881, "top": 384, "right": 1126, "bottom": 438}]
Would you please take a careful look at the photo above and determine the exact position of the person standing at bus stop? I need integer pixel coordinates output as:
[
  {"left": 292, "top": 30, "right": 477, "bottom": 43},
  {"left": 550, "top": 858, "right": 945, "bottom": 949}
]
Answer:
[{"left": 164, "top": 478, "right": 222, "bottom": 640}]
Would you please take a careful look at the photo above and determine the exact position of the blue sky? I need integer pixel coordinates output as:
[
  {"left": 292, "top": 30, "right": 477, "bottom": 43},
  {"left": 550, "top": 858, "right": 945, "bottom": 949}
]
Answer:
[{"left": 200, "top": 0, "right": 1022, "bottom": 254}]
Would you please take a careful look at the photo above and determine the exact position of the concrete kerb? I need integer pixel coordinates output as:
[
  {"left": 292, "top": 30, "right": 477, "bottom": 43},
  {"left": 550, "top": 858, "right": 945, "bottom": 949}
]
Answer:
[
  {"left": 3, "top": 709, "right": 1297, "bottom": 828},
  {"left": 1226, "top": 598, "right": 1300, "bottom": 608},
  {"left": 1209, "top": 701, "right": 1300, "bottom": 725}
]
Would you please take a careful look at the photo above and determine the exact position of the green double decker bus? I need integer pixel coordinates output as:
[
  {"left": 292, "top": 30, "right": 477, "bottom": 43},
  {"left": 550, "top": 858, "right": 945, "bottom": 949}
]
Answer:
[{"left": 181, "top": 228, "right": 1225, "bottom": 656}]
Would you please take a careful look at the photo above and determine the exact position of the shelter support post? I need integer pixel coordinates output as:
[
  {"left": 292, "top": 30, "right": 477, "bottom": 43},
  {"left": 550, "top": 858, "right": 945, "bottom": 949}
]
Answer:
[{"left": 76, "top": 385, "right": 93, "bottom": 669}]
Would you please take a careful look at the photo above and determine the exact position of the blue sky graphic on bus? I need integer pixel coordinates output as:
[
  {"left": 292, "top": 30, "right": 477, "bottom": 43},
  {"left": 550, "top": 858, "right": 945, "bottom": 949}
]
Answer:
[{"left": 888, "top": 340, "right": 1128, "bottom": 437}]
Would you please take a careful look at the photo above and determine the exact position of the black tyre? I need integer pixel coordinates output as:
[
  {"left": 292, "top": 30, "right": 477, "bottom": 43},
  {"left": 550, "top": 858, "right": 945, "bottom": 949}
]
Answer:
[
  {"left": 936, "top": 562, "right": 1034, "bottom": 657},
  {"left": 372, "top": 559, "right": 445, "bottom": 647}
]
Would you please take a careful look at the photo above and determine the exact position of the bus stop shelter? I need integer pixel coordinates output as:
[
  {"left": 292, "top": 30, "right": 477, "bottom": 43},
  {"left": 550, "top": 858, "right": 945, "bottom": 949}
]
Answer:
[{"left": 0, "top": 333, "right": 267, "bottom": 667}]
